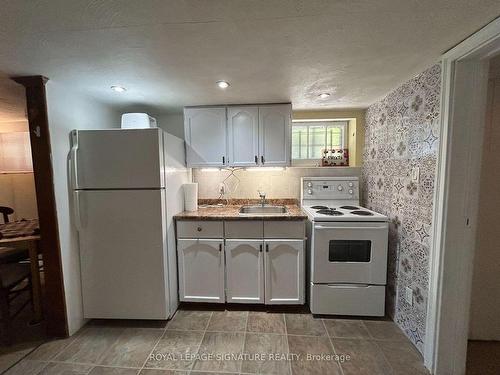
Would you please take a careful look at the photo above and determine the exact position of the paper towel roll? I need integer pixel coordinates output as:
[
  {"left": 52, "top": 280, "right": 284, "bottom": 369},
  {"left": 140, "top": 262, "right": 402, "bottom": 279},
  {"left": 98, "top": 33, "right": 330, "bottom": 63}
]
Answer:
[{"left": 183, "top": 183, "right": 198, "bottom": 211}]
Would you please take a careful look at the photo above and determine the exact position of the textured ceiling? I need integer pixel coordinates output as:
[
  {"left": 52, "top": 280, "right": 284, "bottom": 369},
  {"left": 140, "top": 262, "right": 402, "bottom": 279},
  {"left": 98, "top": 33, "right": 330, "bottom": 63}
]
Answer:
[{"left": 0, "top": 0, "right": 499, "bottom": 117}]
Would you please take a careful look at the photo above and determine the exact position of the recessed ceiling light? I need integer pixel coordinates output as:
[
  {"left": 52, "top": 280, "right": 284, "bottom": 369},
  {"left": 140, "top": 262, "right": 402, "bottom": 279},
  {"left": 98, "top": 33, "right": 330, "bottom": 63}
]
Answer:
[
  {"left": 111, "top": 85, "right": 127, "bottom": 92},
  {"left": 319, "top": 93, "right": 331, "bottom": 99},
  {"left": 216, "top": 80, "right": 230, "bottom": 89}
]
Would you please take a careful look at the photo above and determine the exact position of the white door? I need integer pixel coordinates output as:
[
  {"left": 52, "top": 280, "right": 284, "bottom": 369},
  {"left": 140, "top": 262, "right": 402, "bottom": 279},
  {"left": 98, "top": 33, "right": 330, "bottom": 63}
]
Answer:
[
  {"left": 184, "top": 107, "right": 227, "bottom": 167},
  {"left": 71, "top": 128, "right": 164, "bottom": 189},
  {"left": 264, "top": 240, "right": 305, "bottom": 304},
  {"left": 227, "top": 107, "right": 259, "bottom": 166},
  {"left": 177, "top": 239, "right": 225, "bottom": 303},
  {"left": 312, "top": 222, "right": 389, "bottom": 285},
  {"left": 259, "top": 104, "right": 291, "bottom": 166},
  {"left": 225, "top": 240, "right": 264, "bottom": 303},
  {"left": 77, "top": 189, "right": 169, "bottom": 319}
]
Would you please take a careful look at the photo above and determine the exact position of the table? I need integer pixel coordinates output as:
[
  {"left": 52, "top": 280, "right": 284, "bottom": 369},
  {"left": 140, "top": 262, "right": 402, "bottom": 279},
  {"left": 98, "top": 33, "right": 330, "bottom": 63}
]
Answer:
[{"left": 0, "top": 219, "right": 42, "bottom": 323}]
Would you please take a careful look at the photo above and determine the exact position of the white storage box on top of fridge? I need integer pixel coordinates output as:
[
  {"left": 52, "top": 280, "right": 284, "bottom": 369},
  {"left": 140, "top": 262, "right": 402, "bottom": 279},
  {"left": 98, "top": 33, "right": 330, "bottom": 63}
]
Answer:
[{"left": 69, "top": 128, "right": 189, "bottom": 319}]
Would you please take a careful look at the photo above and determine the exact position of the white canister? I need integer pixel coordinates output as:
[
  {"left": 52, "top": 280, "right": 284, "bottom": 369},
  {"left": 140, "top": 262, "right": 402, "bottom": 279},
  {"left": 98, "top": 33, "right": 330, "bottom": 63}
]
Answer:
[{"left": 183, "top": 183, "right": 198, "bottom": 211}]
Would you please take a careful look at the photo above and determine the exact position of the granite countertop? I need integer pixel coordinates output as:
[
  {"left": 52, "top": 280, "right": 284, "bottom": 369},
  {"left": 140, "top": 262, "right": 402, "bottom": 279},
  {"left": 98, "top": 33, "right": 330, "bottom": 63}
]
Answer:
[{"left": 174, "top": 199, "right": 307, "bottom": 221}]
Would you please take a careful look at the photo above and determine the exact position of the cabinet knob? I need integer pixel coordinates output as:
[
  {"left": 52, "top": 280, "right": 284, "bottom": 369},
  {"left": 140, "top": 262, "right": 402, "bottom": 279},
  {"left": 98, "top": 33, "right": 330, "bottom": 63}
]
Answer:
[
  {"left": 197, "top": 227, "right": 202, "bottom": 232},
  {"left": 261, "top": 155, "right": 265, "bottom": 164},
  {"left": 255, "top": 155, "right": 258, "bottom": 164},
  {"left": 265, "top": 244, "right": 269, "bottom": 252}
]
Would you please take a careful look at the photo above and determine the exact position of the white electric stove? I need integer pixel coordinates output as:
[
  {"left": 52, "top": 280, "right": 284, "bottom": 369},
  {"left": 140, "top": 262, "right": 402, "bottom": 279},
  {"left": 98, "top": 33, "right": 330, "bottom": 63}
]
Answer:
[{"left": 301, "top": 176, "right": 389, "bottom": 316}]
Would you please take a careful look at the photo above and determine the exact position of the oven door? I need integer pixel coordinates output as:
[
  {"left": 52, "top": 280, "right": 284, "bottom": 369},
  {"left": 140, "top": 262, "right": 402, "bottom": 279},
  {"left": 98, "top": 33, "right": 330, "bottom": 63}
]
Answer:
[{"left": 311, "top": 221, "right": 388, "bottom": 284}]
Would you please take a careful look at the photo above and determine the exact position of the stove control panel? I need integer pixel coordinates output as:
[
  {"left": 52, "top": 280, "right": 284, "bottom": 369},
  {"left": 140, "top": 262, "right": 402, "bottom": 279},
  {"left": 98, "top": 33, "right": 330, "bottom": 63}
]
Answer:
[{"left": 301, "top": 177, "right": 360, "bottom": 200}]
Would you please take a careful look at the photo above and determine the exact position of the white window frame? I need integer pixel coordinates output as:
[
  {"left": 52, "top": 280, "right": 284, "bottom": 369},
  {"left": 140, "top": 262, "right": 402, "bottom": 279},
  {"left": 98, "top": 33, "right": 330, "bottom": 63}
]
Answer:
[{"left": 291, "top": 120, "right": 348, "bottom": 166}]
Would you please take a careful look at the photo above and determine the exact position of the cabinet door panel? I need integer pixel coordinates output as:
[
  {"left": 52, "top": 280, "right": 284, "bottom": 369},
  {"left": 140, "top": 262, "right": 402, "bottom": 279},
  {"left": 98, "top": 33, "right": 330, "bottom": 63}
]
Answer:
[
  {"left": 225, "top": 240, "right": 264, "bottom": 303},
  {"left": 228, "top": 107, "right": 259, "bottom": 166},
  {"left": 264, "top": 240, "right": 305, "bottom": 304},
  {"left": 177, "top": 239, "right": 225, "bottom": 302},
  {"left": 184, "top": 107, "right": 226, "bottom": 167},
  {"left": 259, "top": 105, "right": 291, "bottom": 166}
]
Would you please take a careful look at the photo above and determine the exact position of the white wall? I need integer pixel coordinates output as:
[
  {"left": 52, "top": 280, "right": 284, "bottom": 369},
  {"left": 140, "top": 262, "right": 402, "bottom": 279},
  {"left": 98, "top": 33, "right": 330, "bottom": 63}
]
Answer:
[
  {"left": 194, "top": 167, "right": 361, "bottom": 200},
  {"left": 46, "top": 82, "right": 120, "bottom": 335},
  {"left": 469, "top": 56, "right": 500, "bottom": 340},
  {"left": 156, "top": 113, "right": 184, "bottom": 139}
]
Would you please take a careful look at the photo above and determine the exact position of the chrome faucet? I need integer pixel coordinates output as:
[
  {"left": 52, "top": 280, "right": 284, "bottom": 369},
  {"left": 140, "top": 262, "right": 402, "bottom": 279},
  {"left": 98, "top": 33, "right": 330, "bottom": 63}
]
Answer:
[{"left": 258, "top": 190, "right": 267, "bottom": 207}]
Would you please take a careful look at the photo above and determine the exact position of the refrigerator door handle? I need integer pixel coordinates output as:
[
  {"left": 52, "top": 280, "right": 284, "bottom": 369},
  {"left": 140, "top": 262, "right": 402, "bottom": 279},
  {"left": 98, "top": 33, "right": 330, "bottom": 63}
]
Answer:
[
  {"left": 73, "top": 191, "right": 82, "bottom": 231},
  {"left": 69, "top": 131, "right": 79, "bottom": 189}
]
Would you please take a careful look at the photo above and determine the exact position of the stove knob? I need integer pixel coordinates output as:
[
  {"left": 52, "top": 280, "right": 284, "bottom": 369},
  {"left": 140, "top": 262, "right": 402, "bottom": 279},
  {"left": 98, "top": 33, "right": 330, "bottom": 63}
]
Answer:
[
  {"left": 307, "top": 189, "right": 313, "bottom": 195},
  {"left": 349, "top": 189, "right": 353, "bottom": 195},
  {"left": 348, "top": 182, "right": 354, "bottom": 187},
  {"left": 307, "top": 182, "right": 313, "bottom": 188},
  {"left": 337, "top": 185, "right": 343, "bottom": 191}
]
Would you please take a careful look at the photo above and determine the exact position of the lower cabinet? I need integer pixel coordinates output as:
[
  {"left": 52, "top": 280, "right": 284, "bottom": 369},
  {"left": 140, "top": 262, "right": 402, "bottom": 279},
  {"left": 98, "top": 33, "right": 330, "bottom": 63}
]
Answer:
[
  {"left": 225, "top": 239, "right": 305, "bottom": 304},
  {"left": 225, "top": 240, "right": 265, "bottom": 303},
  {"left": 177, "top": 239, "right": 225, "bottom": 303},
  {"left": 264, "top": 240, "right": 305, "bottom": 304},
  {"left": 176, "top": 221, "right": 305, "bottom": 305}
]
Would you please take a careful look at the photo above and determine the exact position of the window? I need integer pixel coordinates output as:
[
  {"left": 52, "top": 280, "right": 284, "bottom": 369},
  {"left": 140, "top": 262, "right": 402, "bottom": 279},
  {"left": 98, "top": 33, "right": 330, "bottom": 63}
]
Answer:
[{"left": 291, "top": 121, "right": 348, "bottom": 161}]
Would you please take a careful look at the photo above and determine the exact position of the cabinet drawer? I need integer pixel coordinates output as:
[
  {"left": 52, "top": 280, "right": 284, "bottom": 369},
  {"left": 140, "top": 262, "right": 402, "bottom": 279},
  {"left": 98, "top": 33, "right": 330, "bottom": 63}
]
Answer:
[
  {"left": 310, "top": 284, "right": 385, "bottom": 316},
  {"left": 225, "top": 221, "right": 263, "bottom": 239},
  {"left": 264, "top": 221, "right": 305, "bottom": 239},
  {"left": 177, "top": 221, "right": 223, "bottom": 238}
]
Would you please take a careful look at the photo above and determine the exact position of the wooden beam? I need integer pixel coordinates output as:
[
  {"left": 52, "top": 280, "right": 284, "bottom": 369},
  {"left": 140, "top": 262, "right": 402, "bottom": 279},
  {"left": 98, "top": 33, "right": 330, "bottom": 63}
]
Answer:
[{"left": 11, "top": 75, "right": 68, "bottom": 337}]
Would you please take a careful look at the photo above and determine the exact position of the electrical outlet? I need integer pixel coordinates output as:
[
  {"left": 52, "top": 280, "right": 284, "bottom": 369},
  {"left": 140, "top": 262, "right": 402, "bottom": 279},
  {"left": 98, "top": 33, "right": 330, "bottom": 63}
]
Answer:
[
  {"left": 411, "top": 167, "right": 420, "bottom": 183},
  {"left": 405, "top": 287, "right": 413, "bottom": 306}
]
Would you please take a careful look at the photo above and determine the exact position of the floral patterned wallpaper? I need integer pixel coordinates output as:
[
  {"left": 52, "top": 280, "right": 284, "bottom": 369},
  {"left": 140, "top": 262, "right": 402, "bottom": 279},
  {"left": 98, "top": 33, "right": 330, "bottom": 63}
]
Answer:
[{"left": 362, "top": 64, "right": 441, "bottom": 354}]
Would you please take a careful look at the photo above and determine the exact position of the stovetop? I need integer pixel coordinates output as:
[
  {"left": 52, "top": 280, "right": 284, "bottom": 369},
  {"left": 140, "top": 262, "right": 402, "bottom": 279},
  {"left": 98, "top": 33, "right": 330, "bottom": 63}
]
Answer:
[
  {"left": 302, "top": 204, "right": 389, "bottom": 222},
  {"left": 301, "top": 177, "right": 388, "bottom": 222}
]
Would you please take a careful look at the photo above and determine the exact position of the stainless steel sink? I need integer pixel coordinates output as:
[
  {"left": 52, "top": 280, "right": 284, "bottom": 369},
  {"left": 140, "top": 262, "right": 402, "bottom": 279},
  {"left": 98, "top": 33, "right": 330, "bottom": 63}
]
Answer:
[{"left": 239, "top": 205, "right": 288, "bottom": 215}]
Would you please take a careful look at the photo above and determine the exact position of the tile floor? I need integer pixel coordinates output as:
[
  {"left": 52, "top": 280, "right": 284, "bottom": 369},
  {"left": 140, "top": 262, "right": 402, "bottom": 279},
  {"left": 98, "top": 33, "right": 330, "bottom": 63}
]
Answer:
[{"left": 2, "top": 308, "right": 429, "bottom": 375}]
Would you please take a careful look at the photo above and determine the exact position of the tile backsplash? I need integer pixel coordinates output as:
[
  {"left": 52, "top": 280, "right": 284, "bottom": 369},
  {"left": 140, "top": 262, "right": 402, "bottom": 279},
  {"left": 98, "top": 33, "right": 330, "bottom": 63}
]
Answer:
[
  {"left": 193, "top": 167, "right": 361, "bottom": 200},
  {"left": 362, "top": 63, "right": 441, "bottom": 353}
]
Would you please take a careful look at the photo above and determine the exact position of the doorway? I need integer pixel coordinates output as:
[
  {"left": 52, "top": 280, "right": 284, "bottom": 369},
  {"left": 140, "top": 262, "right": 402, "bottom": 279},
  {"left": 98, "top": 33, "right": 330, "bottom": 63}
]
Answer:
[
  {"left": 0, "top": 76, "right": 67, "bottom": 371},
  {"left": 465, "top": 53, "right": 500, "bottom": 375},
  {"left": 424, "top": 17, "right": 500, "bottom": 375}
]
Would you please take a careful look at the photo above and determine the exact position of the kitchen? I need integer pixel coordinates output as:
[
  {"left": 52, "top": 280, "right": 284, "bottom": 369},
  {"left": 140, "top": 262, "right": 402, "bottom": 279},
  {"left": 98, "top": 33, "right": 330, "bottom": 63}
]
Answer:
[{"left": 0, "top": 2, "right": 499, "bottom": 375}]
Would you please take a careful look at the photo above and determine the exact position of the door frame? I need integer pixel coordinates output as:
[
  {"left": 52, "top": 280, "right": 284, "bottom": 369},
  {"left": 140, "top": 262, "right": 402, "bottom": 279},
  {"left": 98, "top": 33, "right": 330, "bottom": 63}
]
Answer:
[
  {"left": 424, "top": 18, "right": 500, "bottom": 374},
  {"left": 11, "top": 76, "right": 68, "bottom": 337}
]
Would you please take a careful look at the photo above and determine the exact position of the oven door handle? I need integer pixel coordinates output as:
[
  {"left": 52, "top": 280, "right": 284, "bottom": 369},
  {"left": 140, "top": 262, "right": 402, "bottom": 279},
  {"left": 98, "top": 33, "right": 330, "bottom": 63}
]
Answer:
[
  {"left": 315, "top": 225, "right": 386, "bottom": 230},
  {"left": 326, "top": 284, "right": 371, "bottom": 288}
]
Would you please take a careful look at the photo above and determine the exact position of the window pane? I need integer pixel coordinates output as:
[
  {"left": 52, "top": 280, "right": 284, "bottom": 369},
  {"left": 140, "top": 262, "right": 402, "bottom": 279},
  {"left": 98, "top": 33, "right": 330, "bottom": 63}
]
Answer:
[
  {"left": 292, "top": 126, "right": 308, "bottom": 159},
  {"left": 308, "top": 125, "right": 326, "bottom": 159},
  {"left": 327, "top": 126, "right": 343, "bottom": 149}
]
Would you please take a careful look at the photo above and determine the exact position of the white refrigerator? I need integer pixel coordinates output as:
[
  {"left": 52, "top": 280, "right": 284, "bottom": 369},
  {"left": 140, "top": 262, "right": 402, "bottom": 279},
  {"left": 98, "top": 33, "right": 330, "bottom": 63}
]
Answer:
[{"left": 69, "top": 128, "right": 189, "bottom": 319}]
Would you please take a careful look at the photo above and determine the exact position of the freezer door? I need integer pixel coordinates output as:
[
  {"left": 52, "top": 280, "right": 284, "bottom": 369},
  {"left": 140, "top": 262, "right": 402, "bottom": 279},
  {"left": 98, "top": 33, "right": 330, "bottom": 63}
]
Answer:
[
  {"left": 77, "top": 189, "right": 170, "bottom": 319},
  {"left": 70, "top": 128, "right": 164, "bottom": 189}
]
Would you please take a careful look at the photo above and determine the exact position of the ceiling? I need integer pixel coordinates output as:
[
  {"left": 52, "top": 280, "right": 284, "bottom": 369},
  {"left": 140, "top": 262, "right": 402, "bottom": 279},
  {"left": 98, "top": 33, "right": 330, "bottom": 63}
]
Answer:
[{"left": 0, "top": 0, "right": 499, "bottom": 117}]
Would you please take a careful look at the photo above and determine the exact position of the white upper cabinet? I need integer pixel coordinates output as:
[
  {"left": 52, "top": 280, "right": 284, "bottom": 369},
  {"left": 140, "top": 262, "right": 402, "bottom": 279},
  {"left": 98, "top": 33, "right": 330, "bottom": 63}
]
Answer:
[
  {"left": 259, "top": 104, "right": 291, "bottom": 166},
  {"left": 184, "top": 107, "right": 227, "bottom": 167},
  {"left": 227, "top": 107, "right": 259, "bottom": 167},
  {"left": 184, "top": 104, "right": 291, "bottom": 168}
]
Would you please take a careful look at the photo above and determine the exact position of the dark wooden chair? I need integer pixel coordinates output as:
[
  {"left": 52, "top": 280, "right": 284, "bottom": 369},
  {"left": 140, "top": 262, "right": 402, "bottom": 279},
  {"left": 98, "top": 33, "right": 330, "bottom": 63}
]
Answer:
[
  {"left": 0, "top": 246, "right": 30, "bottom": 265},
  {"left": 0, "top": 263, "right": 33, "bottom": 345},
  {"left": 0, "top": 206, "right": 14, "bottom": 224}
]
